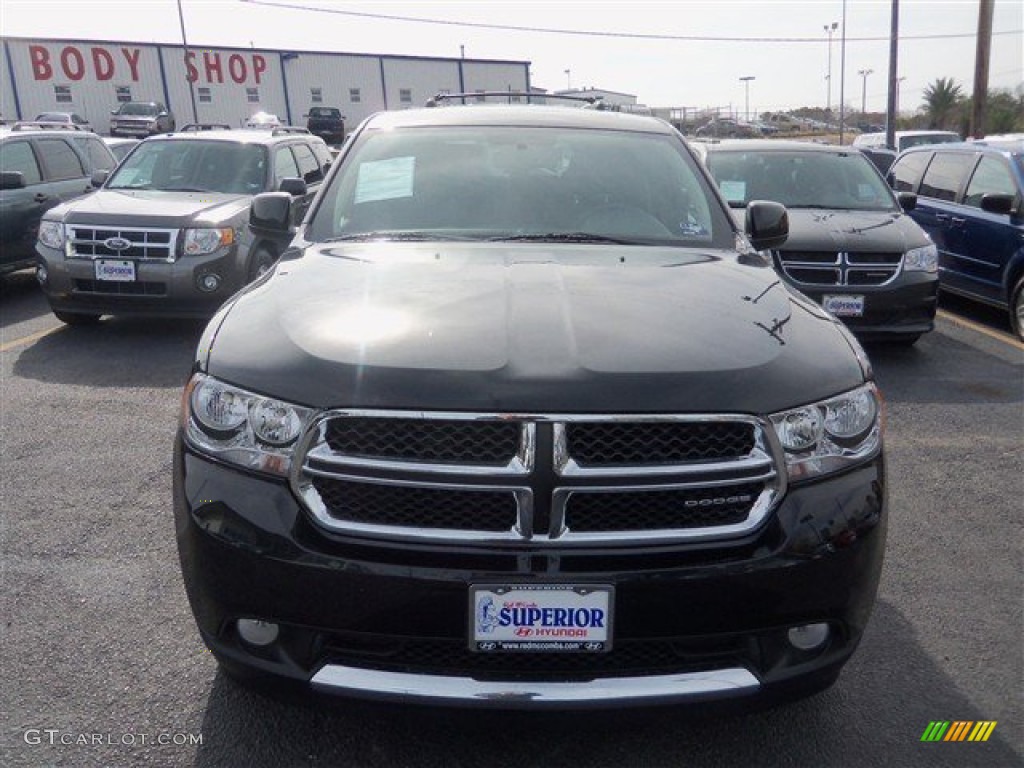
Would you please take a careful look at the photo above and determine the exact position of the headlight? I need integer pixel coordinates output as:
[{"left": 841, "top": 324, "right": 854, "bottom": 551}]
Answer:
[
  {"left": 38, "top": 220, "right": 64, "bottom": 249},
  {"left": 769, "top": 383, "right": 882, "bottom": 481},
  {"left": 183, "top": 374, "right": 313, "bottom": 476},
  {"left": 904, "top": 243, "right": 937, "bottom": 272},
  {"left": 182, "top": 227, "right": 234, "bottom": 256}
]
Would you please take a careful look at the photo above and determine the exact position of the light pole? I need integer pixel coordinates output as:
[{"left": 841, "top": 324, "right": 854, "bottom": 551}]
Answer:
[
  {"left": 564, "top": 69, "right": 571, "bottom": 90},
  {"left": 858, "top": 68, "right": 874, "bottom": 114},
  {"left": 176, "top": 0, "right": 198, "bottom": 123},
  {"left": 824, "top": 21, "right": 838, "bottom": 113},
  {"left": 739, "top": 76, "right": 755, "bottom": 122}
]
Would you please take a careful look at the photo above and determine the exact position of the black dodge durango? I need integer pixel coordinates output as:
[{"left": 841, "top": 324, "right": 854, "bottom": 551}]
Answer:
[{"left": 174, "top": 104, "right": 887, "bottom": 709}]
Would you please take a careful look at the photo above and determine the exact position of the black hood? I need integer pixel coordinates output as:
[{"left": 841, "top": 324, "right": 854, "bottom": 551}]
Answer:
[
  {"left": 203, "top": 242, "right": 866, "bottom": 414},
  {"left": 777, "top": 209, "right": 929, "bottom": 252},
  {"left": 57, "top": 189, "right": 250, "bottom": 228}
]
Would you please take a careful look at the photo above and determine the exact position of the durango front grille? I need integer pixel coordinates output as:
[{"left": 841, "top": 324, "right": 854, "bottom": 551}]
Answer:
[
  {"left": 294, "top": 412, "right": 783, "bottom": 546},
  {"left": 67, "top": 226, "right": 177, "bottom": 262},
  {"left": 775, "top": 250, "right": 903, "bottom": 287}
]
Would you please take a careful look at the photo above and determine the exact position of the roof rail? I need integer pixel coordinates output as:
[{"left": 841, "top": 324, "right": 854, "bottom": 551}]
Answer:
[
  {"left": 425, "top": 91, "right": 600, "bottom": 108},
  {"left": 271, "top": 126, "right": 311, "bottom": 135},
  {"left": 11, "top": 121, "right": 88, "bottom": 131},
  {"left": 179, "top": 123, "right": 231, "bottom": 132}
]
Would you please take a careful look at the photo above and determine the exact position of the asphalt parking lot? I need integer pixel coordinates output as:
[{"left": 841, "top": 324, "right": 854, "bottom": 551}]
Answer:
[{"left": 1, "top": 270, "right": 1021, "bottom": 768}]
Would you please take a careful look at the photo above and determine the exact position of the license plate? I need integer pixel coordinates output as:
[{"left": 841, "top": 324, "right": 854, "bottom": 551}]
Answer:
[
  {"left": 470, "top": 584, "right": 613, "bottom": 652},
  {"left": 822, "top": 294, "right": 865, "bottom": 317},
  {"left": 95, "top": 259, "right": 136, "bottom": 282}
]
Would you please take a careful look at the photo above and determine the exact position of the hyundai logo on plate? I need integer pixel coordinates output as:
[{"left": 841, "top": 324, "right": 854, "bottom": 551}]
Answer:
[{"left": 104, "top": 237, "right": 132, "bottom": 252}]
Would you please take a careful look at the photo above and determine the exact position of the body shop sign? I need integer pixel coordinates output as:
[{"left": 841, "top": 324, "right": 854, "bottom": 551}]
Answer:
[{"left": 28, "top": 45, "right": 267, "bottom": 85}]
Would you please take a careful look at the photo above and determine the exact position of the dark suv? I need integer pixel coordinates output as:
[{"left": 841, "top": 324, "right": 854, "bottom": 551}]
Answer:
[
  {"left": 702, "top": 140, "right": 939, "bottom": 345},
  {"left": 35, "top": 128, "right": 332, "bottom": 323},
  {"left": 888, "top": 139, "right": 1024, "bottom": 339},
  {"left": 1, "top": 125, "right": 116, "bottom": 275},
  {"left": 174, "top": 105, "right": 887, "bottom": 710},
  {"left": 306, "top": 107, "right": 345, "bottom": 145},
  {"left": 109, "top": 101, "right": 176, "bottom": 137}
]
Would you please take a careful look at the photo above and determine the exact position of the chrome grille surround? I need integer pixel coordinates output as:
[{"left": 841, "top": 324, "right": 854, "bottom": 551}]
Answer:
[
  {"left": 773, "top": 250, "right": 904, "bottom": 287},
  {"left": 66, "top": 225, "right": 178, "bottom": 262},
  {"left": 293, "top": 411, "right": 786, "bottom": 546}
]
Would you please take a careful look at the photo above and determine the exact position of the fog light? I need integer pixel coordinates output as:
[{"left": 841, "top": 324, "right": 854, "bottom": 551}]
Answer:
[
  {"left": 787, "top": 622, "right": 830, "bottom": 651},
  {"left": 198, "top": 273, "right": 221, "bottom": 292},
  {"left": 36, "top": 264, "right": 48, "bottom": 285},
  {"left": 236, "top": 618, "right": 279, "bottom": 646}
]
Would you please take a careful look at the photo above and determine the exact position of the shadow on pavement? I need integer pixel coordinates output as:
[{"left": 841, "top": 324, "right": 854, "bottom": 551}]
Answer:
[
  {"left": 12, "top": 316, "right": 205, "bottom": 389},
  {"left": 192, "top": 600, "right": 1020, "bottom": 768}
]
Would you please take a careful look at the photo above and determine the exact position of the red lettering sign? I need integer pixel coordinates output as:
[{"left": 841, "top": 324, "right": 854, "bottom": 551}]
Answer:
[
  {"left": 60, "top": 47, "right": 86, "bottom": 81},
  {"left": 185, "top": 51, "right": 198, "bottom": 83},
  {"left": 121, "top": 47, "right": 141, "bottom": 82},
  {"left": 29, "top": 45, "right": 52, "bottom": 80},
  {"left": 203, "top": 52, "right": 223, "bottom": 84},
  {"left": 252, "top": 54, "right": 266, "bottom": 84},
  {"left": 92, "top": 48, "right": 114, "bottom": 81},
  {"left": 228, "top": 54, "right": 246, "bottom": 84}
]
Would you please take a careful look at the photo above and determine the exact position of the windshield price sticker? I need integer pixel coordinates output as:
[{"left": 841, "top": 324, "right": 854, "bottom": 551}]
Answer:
[
  {"left": 823, "top": 294, "right": 865, "bottom": 317},
  {"left": 95, "top": 259, "right": 136, "bottom": 282},
  {"left": 470, "top": 585, "right": 613, "bottom": 652}
]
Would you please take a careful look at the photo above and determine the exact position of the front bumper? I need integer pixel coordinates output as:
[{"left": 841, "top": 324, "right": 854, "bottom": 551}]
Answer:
[
  {"left": 37, "top": 245, "right": 246, "bottom": 319},
  {"left": 792, "top": 271, "right": 939, "bottom": 339},
  {"left": 173, "top": 435, "right": 887, "bottom": 709}
]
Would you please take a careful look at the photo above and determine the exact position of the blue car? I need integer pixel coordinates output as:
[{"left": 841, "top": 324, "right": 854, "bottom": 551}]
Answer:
[{"left": 888, "top": 139, "right": 1024, "bottom": 338}]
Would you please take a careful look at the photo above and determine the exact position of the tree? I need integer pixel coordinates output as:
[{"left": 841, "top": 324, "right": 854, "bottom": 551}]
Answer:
[{"left": 921, "top": 77, "right": 964, "bottom": 130}]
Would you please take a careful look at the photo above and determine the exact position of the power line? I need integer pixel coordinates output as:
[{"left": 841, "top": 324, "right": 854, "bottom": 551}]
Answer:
[{"left": 239, "top": 0, "right": 1022, "bottom": 44}]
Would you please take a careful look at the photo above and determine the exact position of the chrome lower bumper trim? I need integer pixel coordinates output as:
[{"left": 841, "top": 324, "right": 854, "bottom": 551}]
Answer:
[{"left": 310, "top": 665, "right": 760, "bottom": 707}]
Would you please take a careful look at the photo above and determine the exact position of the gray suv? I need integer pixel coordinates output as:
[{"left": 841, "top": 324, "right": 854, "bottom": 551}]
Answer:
[
  {"left": 35, "top": 128, "right": 332, "bottom": 324},
  {"left": 1, "top": 125, "right": 116, "bottom": 274},
  {"left": 109, "top": 101, "right": 176, "bottom": 137}
]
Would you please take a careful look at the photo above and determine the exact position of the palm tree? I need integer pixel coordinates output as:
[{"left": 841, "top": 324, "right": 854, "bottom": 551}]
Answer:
[{"left": 922, "top": 78, "right": 964, "bottom": 130}]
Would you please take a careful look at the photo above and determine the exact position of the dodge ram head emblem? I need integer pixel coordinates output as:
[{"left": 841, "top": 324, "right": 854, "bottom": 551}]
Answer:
[{"left": 104, "top": 237, "right": 132, "bottom": 252}]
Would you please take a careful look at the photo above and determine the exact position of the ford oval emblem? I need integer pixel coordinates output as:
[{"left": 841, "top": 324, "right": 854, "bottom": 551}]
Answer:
[{"left": 104, "top": 237, "right": 132, "bottom": 252}]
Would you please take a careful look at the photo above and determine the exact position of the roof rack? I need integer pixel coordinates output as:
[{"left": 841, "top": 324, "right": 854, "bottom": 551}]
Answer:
[
  {"left": 425, "top": 91, "right": 602, "bottom": 108},
  {"left": 179, "top": 123, "right": 231, "bottom": 132},
  {"left": 271, "top": 126, "right": 311, "bottom": 135},
  {"left": 11, "top": 121, "right": 88, "bottom": 131}
]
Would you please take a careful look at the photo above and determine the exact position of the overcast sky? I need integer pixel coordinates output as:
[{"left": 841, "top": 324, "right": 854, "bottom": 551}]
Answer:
[{"left": 2, "top": 0, "right": 1021, "bottom": 114}]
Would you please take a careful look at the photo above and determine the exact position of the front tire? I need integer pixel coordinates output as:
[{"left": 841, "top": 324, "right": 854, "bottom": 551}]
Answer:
[
  {"left": 1011, "top": 278, "right": 1024, "bottom": 341},
  {"left": 53, "top": 310, "right": 101, "bottom": 326}
]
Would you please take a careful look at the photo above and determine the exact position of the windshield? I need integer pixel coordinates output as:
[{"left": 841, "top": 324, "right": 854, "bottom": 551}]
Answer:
[
  {"left": 898, "top": 133, "right": 960, "bottom": 151},
  {"left": 706, "top": 150, "right": 899, "bottom": 211},
  {"left": 310, "top": 108, "right": 341, "bottom": 118},
  {"left": 106, "top": 139, "right": 268, "bottom": 194},
  {"left": 118, "top": 103, "right": 159, "bottom": 116},
  {"left": 308, "top": 126, "right": 729, "bottom": 246}
]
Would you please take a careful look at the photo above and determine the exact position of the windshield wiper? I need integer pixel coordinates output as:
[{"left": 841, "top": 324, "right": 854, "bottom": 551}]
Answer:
[
  {"left": 161, "top": 186, "right": 214, "bottom": 193},
  {"left": 487, "top": 232, "right": 641, "bottom": 245},
  {"left": 321, "top": 231, "right": 474, "bottom": 242}
]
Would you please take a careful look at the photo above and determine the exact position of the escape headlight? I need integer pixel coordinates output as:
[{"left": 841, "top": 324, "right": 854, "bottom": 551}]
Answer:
[
  {"left": 183, "top": 227, "right": 234, "bottom": 256},
  {"left": 184, "top": 374, "right": 313, "bottom": 476},
  {"left": 769, "top": 383, "right": 882, "bottom": 481},
  {"left": 38, "top": 220, "right": 64, "bottom": 250}
]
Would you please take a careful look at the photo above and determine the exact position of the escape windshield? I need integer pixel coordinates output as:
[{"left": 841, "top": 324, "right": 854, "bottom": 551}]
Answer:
[{"left": 106, "top": 140, "right": 268, "bottom": 195}]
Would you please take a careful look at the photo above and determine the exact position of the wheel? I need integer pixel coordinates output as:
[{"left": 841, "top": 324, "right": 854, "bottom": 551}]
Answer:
[
  {"left": 246, "top": 247, "right": 278, "bottom": 282},
  {"left": 53, "top": 310, "right": 101, "bottom": 326},
  {"left": 1011, "top": 278, "right": 1024, "bottom": 341}
]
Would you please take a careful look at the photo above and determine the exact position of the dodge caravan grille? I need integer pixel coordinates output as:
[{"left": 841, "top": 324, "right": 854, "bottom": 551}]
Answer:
[
  {"left": 66, "top": 226, "right": 177, "bottom": 262},
  {"left": 294, "top": 412, "right": 783, "bottom": 546},
  {"left": 774, "top": 250, "right": 903, "bottom": 287}
]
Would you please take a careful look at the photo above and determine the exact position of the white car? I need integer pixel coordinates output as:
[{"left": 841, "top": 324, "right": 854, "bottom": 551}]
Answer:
[
  {"left": 853, "top": 130, "right": 960, "bottom": 153},
  {"left": 243, "top": 111, "right": 282, "bottom": 129}
]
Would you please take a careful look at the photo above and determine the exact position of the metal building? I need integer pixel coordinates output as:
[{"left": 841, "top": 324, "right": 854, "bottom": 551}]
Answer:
[{"left": 1, "top": 37, "right": 531, "bottom": 131}]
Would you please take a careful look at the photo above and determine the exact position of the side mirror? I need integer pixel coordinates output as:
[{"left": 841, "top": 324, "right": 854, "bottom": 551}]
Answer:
[
  {"left": 278, "top": 177, "right": 307, "bottom": 196},
  {"left": 0, "top": 171, "right": 25, "bottom": 190},
  {"left": 980, "top": 193, "right": 1015, "bottom": 215},
  {"left": 897, "top": 191, "right": 917, "bottom": 212},
  {"left": 90, "top": 169, "right": 109, "bottom": 187},
  {"left": 745, "top": 200, "right": 788, "bottom": 251},
  {"left": 250, "top": 192, "right": 293, "bottom": 232}
]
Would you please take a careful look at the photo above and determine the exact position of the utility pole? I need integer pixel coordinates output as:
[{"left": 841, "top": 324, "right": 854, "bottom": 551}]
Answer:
[
  {"left": 739, "top": 76, "right": 755, "bottom": 122},
  {"left": 824, "top": 21, "right": 838, "bottom": 113},
  {"left": 858, "top": 69, "right": 874, "bottom": 114},
  {"left": 970, "top": 0, "right": 994, "bottom": 138},
  {"left": 839, "top": 0, "right": 848, "bottom": 143},
  {"left": 885, "top": 0, "right": 899, "bottom": 149},
  {"left": 176, "top": 0, "right": 198, "bottom": 124}
]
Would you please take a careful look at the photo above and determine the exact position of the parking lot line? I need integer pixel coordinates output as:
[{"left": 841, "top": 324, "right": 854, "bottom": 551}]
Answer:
[
  {"left": 936, "top": 309, "right": 1024, "bottom": 351},
  {"left": 0, "top": 325, "right": 62, "bottom": 353}
]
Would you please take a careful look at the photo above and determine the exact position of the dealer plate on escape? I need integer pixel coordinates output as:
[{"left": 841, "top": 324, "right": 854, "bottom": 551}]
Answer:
[
  {"left": 94, "top": 259, "right": 136, "bottom": 282},
  {"left": 470, "top": 584, "right": 613, "bottom": 652}
]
